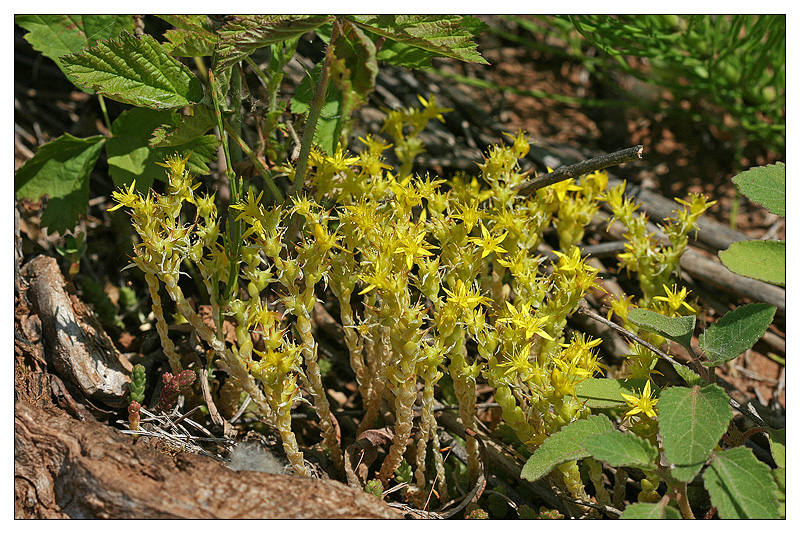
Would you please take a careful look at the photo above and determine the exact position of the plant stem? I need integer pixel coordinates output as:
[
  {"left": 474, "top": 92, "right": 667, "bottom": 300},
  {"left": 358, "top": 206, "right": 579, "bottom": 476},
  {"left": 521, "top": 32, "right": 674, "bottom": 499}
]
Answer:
[
  {"left": 576, "top": 304, "right": 682, "bottom": 368},
  {"left": 223, "top": 122, "right": 284, "bottom": 203},
  {"left": 291, "top": 22, "right": 338, "bottom": 195},
  {"left": 97, "top": 94, "right": 112, "bottom": 132}
]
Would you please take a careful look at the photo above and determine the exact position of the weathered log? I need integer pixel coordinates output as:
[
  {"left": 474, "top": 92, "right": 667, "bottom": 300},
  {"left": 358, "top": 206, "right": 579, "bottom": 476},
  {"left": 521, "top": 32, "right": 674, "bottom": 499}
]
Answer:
[
  {"left": 23, "top": 255, "right": 132, "bottom": 408},
  {"left": 14, "top": 399, "right": 402, "bottom": 519}
]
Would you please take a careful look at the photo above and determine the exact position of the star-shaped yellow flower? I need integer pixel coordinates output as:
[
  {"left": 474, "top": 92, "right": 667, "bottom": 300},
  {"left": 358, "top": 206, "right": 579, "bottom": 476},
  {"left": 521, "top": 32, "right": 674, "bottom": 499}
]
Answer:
[{"left": 620, "top": 380, "right": 659, "bottom": 419}]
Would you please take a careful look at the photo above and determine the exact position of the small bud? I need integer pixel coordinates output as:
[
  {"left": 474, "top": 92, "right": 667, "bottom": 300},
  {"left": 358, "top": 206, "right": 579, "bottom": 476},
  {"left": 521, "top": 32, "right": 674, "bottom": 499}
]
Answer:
[{"left": 128, "top": 400, "right": 141, "bottom": 432}]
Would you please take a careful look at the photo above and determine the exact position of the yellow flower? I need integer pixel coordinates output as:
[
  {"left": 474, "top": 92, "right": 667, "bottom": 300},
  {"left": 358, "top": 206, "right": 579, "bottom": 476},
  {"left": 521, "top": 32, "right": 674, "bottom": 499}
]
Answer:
[
  {"left": 469, "top": 222, "right": 508, "bottom": 258},
  {"left": 552, "top": 246, "right": 583, "bottom": 273},
  {"left": 497, "top": 342, "right": 535, "bottom": 380},
  {"left": 108, "top": 180, "right": 139, "bottom": 212},
  {"left": 497, "top": 301, "right": 554, "bottom": 341},
  {"left": 653, "top": 284, "right": 696, "bottom": 314},
  {"left": 620, "top": 380, "right": 659, "bottom": 419},
  {"left": 551, "top": 178, "right": 583, "bottom": 203},
  {"left": 442, "top": 279, "right": 491, "bottom": 311}
]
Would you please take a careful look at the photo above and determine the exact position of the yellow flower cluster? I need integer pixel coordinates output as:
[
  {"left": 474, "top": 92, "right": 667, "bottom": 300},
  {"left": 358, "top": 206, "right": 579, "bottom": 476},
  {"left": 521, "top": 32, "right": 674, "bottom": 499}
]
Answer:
[{"left": 112, "top": 97, "right": 712, "bottom": 504}]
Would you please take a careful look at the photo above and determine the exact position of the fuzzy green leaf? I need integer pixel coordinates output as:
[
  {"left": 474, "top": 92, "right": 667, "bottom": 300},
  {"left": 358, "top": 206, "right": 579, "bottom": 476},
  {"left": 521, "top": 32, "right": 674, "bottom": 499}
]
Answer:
[
  {"left": 772, "top": 467, "right": 786, "bottom": 518},
  {"left": 15, "top": 133, "right": 106, "bottom": 234},
  {"left": 699, "top": 302, "right": 777, "bottom": 367},
  {"left": 670, "top": 360, "right": 705, "bottom": 386},
  {"left": 628, "top": 308, "right": 696, "bottom": 350},
  {"left": 216, "top": 15, "right": 332, "bottom": 70},
  {"left": 347, "top": 15, "right": 488, "bottom": 64},
  {"left": 15, "top": 15, "right": 134, "bottom": 82},
  {"left": 620, "top": 501, "right": 682, "bottom": 519},
  {"left": 106, "top": 108, "right": 218, "bottom": 190},
  {"left": 732, "top": 162, "right": 785, "bottom": 217},
  {"left": 520, "top": 414, "right": 615, "bottom": 482},
  {"left": 61, "top": 31, "right": 204, "bottom": 109},
  {"left": 582, "top": 431, "right": 659, "bottom": 469},
  {"left": 658, "top": 384, "right": 733, "bottom": 483},
  {"left": 703, "top": 447, "right": 780, "bottom": 519},
  {"left": 767, "top": 428, "right": 785, "bottom": 469},
  {"left": 719, "top": 240, "right": 785, "bottom": 287},
  {"left": 574, "top": 378, "right": 649, "bottom": 409}
]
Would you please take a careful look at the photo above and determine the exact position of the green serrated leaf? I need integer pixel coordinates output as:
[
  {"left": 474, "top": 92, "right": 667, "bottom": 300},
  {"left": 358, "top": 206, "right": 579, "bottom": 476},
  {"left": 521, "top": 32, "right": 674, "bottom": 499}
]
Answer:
[
  {"left": 704, "top": 447, "right": 780, "bottom": 519},
  {"left": 106, "top": 108, "right": 217, "bottom": 189},
  {"left": 375, "top": 36, "right": 438, "bottom": 69},
  {"left": 216, "top": 15, "right": 332, "bottom": 70},
  {"left": 150, "top": 104, "right": 219, "bottom": 147},
  {"left": 329, "top": 19, "right": 379, "bottom": 120},
  {"left": 347, "top": 15, "right": 488, "bottom": 64},
  {"left": 658, "top": 384, "right": 733, "bottom": 483},
  {"left": 732, "top": 162, "right": 785, "bottom": 217},
  {"left": 16, "top": 15, "right": 134, "bottom": 82},
  {"left": 15, "top": 133, "right": 106, "bottom": 234},
  {"left": 163, "top": 27, "right": 218, "bottom": 57},
  {"left": 574, "top": 378, "right": 649, "bottom": 409},
  {"left": 699, "top": 302, "right": 777, "bottom": 366},
  {"left": 719, "top": 240, "right": 785, "bottom": 287},
  {"left": 628, "top": 308, "right": 696, "bottom": 350},
  {"left": 520, "top": 414, "right": 615, "bottom": 482},
  {"left": 582, "top": 431, "right": 659, "bottom": 469},
  {"left": 62, "top": 31, "right": 204, "bottom": 109},
  {"left": 620, "top": 501, "right": 683, "bottom": 519}
]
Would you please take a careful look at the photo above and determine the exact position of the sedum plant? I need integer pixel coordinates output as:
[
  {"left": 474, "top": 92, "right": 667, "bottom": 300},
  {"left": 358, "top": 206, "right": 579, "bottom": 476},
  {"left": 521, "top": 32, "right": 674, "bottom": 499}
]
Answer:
[{"left": 110, "top": 95, "right": 728, "bottom": 512}]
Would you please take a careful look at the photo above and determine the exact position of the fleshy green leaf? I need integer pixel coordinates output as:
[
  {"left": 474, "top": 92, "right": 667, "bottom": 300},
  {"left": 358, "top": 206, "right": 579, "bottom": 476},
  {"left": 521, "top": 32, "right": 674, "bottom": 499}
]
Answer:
[
  {"left": 699, "top": 302, "right": 777, "bottom": 367},
  {"left": 520, "top": 414, "right": 615, "bottom": 482},
  {"left": 15, "top": 133, "right": 106, "bottom": 234},
  {"left": 216, "top": 15, "right": 332, "bottom": 70},
  {"left": 658, "top": 384, "right": 733, "bottom": 483},
  {"left": 620, "top": 501, "right": 682, "bottom": 519},
  {"left": 732, "top": 162, "right": 785, "bottom": 217},
  {"left": 61, "top": 31, "right": 204, "bottom": 109},
  {"left": 15, "top": 15, "right": 134, "bottom": 82},
  {"left": 719, "top": 240, "right": 785, "bottom": 287},
  {"left": 628, "top": 308, "right": 696, "bottom": 350},
  {"left": 582, "top": 431, "right": 659, "bottom": 469},
  {"left": 574, "top": 378, "right": 649, "bottom": 409},
  {"left": 106, "top": 108, "right": 218, "bottom": 190},
  {"left": 703, "top": 447, "right": 780, "bottom": 519},
  {"left": 347, "top": 15, "right": 488, "bottom": 64}
]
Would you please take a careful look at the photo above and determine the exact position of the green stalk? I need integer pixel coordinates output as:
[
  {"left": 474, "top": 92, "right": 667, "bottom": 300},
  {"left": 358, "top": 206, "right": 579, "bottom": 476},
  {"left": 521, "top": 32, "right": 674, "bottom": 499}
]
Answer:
[
  {"left": 209, "top": 69, "right": 243, "bottom": 301},
  {"left": 292, "top": 23, "right": 339, "bottom": 195},
  {"left": 223, "top": 122, "right": 284, "bottom": 203},
  {"left": 97, "top": 95, "right": 112, "bottom": 132}
]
